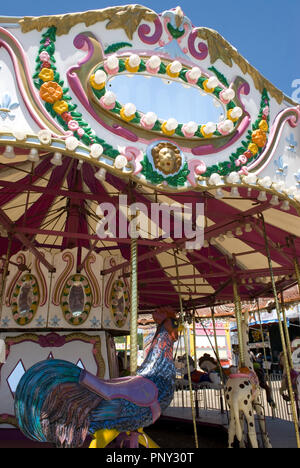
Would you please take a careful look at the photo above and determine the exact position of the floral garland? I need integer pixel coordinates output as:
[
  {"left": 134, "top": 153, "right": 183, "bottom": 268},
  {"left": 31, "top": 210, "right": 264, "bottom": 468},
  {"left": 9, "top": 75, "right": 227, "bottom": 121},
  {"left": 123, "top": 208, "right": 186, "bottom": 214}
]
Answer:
[
  {"left": 32, "top": 27, "right": 270, "bottom": 185},
  {"left": 90, "top": 57, "right": 238, "bottom": 139},
  {"left": 33, "top": 27, "right": 119, "bottom": 158},
  {"left": 203, "top": 88, "right": 270, "bottom": 177},
  {"left": 141, "top": 154, "right": 190, "bottom": 187}
]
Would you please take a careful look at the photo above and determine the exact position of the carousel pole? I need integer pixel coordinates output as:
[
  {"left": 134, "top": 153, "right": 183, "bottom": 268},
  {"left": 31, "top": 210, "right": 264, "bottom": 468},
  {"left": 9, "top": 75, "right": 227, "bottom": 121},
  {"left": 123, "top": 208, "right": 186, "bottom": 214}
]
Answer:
[
  {"left": 256, "top": 299, "right": 275, "bottom": 417},
  {"left": 259, "top": 213, "right": 300, "bottom": 447},
  {"left": 0, "top": 234, "right": 12, "bottom": 320},
  {"left": 289, "top": 237, "right": 300, "bottom": 296},
  {"left": 129, "top": 236, "right": 138, "bottom": 376},
  {"left": 211, "top": 307, "right": 220, "bottom": 364},
  {"left": 232, "top": 274, "right": 245, "bottom": 368},
  {"left": 174, "top": 250, "right": 199, "bottom": 449},
  {"left": 280, "top": 290, "right": 293, "bottom": 368},
  {"left": 192, "top": 310, "right": 197, "bottom": 369}
]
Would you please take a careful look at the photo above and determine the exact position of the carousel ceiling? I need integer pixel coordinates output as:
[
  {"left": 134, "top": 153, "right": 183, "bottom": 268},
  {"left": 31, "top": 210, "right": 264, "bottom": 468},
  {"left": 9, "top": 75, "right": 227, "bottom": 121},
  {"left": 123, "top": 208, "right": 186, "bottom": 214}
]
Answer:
[
  {"left": 0, "top": 5, "right": 300, "bottom": 314},
  {"left": 0, "top": 151, "right": 300, "bottom": 313}
]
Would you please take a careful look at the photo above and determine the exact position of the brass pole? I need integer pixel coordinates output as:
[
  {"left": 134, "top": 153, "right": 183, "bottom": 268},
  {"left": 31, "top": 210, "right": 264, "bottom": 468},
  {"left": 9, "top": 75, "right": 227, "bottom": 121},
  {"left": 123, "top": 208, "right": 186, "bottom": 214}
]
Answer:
[
  {"left": 192, "top": 312, "right": 197, "bottom": 369},
  {"left": 256, "top": 300, "right": 275, "bottom": 417},
  {"left": 174, "top": 250, "right": 199, "bottom": 449},
  {"left": 211, "top": 307, "right": 220, "bottom": 364},
  {"left": 232, "top": 277, "right": 245, "bottom": 368},
  {"left": 130, "top": 238, "right": 138, "bottom": 375},
  {"left": 259, "top": 213, "right": 300, "bottom": 447},
  {"left": 124, "top": 335, "right": 128, "bottom": 371},
  {"left": 0, "top": 234, "right": 12, "bottom": 321},
  {"left": 280, "top": 291, "right": 293, "bottom": 369}
]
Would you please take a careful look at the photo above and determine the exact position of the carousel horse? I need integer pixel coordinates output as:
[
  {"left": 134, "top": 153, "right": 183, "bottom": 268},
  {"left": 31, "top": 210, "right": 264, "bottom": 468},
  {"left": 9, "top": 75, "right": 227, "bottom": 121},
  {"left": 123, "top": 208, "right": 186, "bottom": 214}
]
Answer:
[
  {"left": 225, "top": 312, "right": 272, "bottom": 448},
  {"left": 14, "top": 306, "right": 179, "bottom": 448},
  {"left": 175, "top": 354, "right": 221, "bottom": 389}
]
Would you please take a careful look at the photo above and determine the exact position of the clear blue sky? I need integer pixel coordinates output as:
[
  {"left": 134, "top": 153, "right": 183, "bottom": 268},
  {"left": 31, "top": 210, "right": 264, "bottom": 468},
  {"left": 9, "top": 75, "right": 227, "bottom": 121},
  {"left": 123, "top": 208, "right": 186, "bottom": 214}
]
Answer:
[{"left": 1, "top": 0, "right": 299, "bottom": 98}]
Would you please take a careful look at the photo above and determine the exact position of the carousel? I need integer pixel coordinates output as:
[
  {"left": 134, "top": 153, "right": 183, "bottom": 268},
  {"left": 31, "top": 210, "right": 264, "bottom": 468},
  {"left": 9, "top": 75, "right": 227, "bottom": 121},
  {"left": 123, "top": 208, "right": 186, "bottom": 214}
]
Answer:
[{"left": 0, "top": 4, "right": 300, "bottom": 449}]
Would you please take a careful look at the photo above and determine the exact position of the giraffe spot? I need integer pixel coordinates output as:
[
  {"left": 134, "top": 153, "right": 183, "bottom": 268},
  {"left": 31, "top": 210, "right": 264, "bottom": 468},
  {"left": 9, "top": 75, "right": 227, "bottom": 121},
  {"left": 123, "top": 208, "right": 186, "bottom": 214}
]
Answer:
[
  {"left": 226, "top": 395, "right": 230, "bottom": 400},
  {"left": 227, "top": 387, "right": 232, "bottom": 392},
  {"left": 239, "top": 384, "right": 245, "bottom": 389},
  {"left": 247, "top": 394, "right": 251, "bottom": 399},
  {"left": 250, "top": 422, "right": 254, "bottom": 427},
  {"left": 244, "top": 400, "right": 248, "bottom": 405},
  {"left": 249, "top": 411, "right": 252, "bottom": 416},
  {"left": 244, "top": 381, "right": 249, "bottom": 386}
]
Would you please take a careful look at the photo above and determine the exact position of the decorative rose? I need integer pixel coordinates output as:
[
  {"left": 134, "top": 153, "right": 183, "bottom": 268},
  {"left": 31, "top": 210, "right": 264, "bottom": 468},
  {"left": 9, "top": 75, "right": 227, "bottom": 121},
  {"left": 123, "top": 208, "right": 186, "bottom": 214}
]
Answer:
[
  {"left": 38, "top": 68, "right": 54, "bottom": 82},
  {"left": 39, "top": 50, "right": 50, "bottom": 62},
  {"left": 40, "top": 81, "right": 63, "bottom": 104},
  {"left": 252, "top": 129, "right": 267, "bottom": 148},
  {"left": 61, "top": 112, "right": 72, "bottom": 122},
  {"left": 68, "top": 120, "right": 80, "bottom": 132},
  {"left": 89, "top": 73, "right": 105, "bottom": 90},
  {"left": 248, "top": 142, "right": 259, "bottom": 155},
  {"left": 53, "top": 100, "right": 69, "bottom": 115},
  {"left": 238, "top": 154, "right": 248, "bottom": 165},
  {"left": 258, "top": 120, "right": 268, "bottom": 132},
  {"left": 77, "top": 128, "right": 85, "bottom": 137}
]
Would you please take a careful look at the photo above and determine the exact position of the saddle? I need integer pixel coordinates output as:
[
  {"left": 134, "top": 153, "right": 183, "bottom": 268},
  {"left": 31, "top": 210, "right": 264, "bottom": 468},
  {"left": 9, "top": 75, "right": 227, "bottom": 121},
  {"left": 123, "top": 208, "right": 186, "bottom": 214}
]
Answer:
[{"left": 79, "top": 370, "right": 161, "bottom": 422}]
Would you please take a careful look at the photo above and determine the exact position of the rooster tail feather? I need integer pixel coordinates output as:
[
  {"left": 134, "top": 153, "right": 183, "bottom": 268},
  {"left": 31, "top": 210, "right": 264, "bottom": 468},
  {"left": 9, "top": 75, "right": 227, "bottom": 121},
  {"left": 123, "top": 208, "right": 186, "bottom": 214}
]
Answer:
[
  {"left": 41, "top": 382, "right": 102, "bottom": 448},
  {"left": 15, "top": 359, "right": 82, "bottom": 444}
]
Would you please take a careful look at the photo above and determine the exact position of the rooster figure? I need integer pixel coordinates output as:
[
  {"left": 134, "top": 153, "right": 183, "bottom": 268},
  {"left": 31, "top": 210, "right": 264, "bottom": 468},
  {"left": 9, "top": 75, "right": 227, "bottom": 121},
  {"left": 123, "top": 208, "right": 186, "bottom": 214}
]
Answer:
[{"left": 15, "top": 306, "right": 178, "bottom": 448}]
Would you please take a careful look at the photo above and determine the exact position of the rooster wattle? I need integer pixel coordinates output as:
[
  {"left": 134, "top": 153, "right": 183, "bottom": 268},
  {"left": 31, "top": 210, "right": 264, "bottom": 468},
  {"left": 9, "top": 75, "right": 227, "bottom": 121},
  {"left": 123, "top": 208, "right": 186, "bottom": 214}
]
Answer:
[{"left": 14, "top": 306, "right": 179, "bottom": 448}]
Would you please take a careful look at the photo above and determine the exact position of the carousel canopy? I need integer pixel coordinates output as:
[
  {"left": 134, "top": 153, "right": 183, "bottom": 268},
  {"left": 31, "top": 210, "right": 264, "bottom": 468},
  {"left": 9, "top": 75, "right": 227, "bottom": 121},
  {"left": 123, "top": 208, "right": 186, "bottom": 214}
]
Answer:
[{"left": 0, "top": 5, "right": 300, "bottom": 315}]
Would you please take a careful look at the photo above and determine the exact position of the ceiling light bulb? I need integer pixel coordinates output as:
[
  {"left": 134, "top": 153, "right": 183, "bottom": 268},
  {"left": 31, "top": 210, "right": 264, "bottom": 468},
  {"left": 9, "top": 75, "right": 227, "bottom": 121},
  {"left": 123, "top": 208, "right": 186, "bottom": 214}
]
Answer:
[
  {"left": 270, "top": 195, "right": 279, "bottom": 206},
  {"left": 95, "top": 168, "right": 106, "bottom": 181},
  {"left": 281, "top": 200, "right": 290, "bottom": 211},
  {"left": 230, "top": 186, "right": 240, "bottom": 197},
  {"left": 257, "top": 191, "right": 267, "bottom": 202},
  {"left": 51, "top": 152, "right": 62, "bottom": 166},
  {"left": 28, "top": 148, "right": 39, "bottom": 162},
  {"left": 3, "top": 145, "right": 15, "bottom": 159}
]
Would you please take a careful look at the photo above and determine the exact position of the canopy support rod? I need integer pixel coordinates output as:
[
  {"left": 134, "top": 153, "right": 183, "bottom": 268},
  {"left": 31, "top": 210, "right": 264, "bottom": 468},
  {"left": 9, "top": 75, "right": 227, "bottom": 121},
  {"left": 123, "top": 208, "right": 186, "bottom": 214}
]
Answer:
[
  {"left": 258, "top": 213, "right": 300, "bottom": 448},
  {"left": 173, "top": 249, "right": 198, "bottom": 449},
  {"left": 0, "top": 208, "right": 55, "bottom": 273}
]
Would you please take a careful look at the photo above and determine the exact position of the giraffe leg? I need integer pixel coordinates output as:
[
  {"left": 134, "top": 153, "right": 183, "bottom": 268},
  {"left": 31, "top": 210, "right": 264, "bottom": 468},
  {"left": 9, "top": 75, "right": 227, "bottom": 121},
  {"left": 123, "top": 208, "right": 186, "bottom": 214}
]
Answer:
[
  {"left": 227, "top": 414, "right": 237, "bottom": 449},
  {"left": 239, "top": 413, "right": 246, "bottom": 448},
  {"left": 243, "top": 409, "right": 258, "bottom": 448},
  {"left": 253, "top": 401, "right": 272, "bottom": 448}
]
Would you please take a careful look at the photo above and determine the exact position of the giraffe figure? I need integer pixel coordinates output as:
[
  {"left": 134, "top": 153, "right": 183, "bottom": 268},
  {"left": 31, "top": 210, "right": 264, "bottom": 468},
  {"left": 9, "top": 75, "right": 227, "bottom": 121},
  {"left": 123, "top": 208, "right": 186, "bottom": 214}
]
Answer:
[{"left": 225, "top": 312, "right": 272, "bottom": 448}]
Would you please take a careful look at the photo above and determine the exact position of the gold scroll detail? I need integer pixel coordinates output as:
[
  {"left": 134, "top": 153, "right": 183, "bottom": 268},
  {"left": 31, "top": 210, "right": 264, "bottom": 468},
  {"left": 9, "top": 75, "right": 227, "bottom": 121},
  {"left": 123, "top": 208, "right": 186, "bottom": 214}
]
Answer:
[
  {"left": 19, "top": 5, "right": 158, "bottom": 39},
  {"left": 196, "top": 27, "right": 293, "bottom": 105}
]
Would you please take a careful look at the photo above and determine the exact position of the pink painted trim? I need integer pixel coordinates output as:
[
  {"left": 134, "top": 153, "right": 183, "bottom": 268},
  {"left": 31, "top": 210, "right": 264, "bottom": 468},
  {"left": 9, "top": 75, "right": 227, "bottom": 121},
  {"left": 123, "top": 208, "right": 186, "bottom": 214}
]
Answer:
[
  {"left": 67, "top": 34, "right": 138, "bottom": 143},
  {"left": 229, "top": 373, "right": 250, "bottom": 379},
  {"left": 0, "top": 28, "right": 66, "bottom": 137},
  {"left": 248, "top": 106, "right": 300, "bottom": 174}
]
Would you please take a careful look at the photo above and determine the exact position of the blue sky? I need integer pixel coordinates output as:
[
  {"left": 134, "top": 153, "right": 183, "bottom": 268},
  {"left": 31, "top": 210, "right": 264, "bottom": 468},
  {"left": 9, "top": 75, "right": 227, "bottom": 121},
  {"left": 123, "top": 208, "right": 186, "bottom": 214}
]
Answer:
[{"left": 1, "top": 0, "right": 299, "bottom": 98}]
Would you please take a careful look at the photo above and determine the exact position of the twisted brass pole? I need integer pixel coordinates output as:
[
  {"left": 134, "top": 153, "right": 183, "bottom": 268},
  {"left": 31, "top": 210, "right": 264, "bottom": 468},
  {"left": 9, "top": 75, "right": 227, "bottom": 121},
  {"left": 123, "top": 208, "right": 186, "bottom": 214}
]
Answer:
[
  {"left": 0, "top": 234, "right": 12, "bottom": 322},
  {"left": 280, "top": 291, "right": 293, "bottom": 369},
  {"left": 130, "top": 238, "right": 138, "bottom": 375},
  {"left": 192, "top": 312, "right": 197, "bottom": 369},
  {"left": 174, "top": 250, "right": 199, "bottom": 448},
  {"left": 232, "top": 277, "right": 245, "bottom": 368},
  {"left": 259, "top": 213, "right": 300, "bottom": 447}
]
